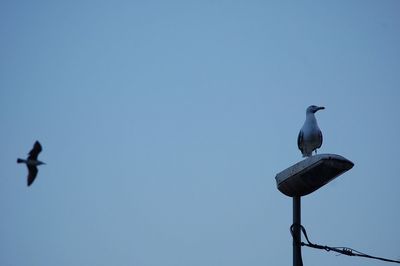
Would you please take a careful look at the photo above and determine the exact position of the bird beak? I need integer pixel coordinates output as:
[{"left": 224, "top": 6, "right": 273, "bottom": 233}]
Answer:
[{"left": 317, "top": 106, "right": 325, "bottom": 111}]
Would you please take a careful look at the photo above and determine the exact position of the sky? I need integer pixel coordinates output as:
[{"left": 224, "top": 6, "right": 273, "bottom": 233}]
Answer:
[{"left": 1, "top": 1, "right": 400, "bottom": 266}]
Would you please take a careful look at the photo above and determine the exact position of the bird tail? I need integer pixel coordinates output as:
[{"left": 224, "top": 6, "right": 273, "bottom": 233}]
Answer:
[{"left": 17, "top": 158, "right": 25, "bottom": 163}]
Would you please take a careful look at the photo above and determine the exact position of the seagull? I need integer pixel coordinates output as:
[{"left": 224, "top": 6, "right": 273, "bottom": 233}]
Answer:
[
  {"left": 297, "top": 105, "right": 325, "bottom": 157},
  {"left": 17, "top": 141, "right": 45, "bottom": 186}
]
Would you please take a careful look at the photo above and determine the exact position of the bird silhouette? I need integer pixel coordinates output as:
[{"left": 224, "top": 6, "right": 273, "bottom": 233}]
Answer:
[
  {"left": 298, "top": 105, "right": 325, "bottom": 157},
  {"left": 17, "top": 141, "right": 45, "bottom": 186}
]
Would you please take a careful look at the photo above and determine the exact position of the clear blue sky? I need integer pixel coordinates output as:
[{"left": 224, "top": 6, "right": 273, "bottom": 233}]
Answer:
[{"left": 1, "top": 1, "right": 399, "bottom": 265}]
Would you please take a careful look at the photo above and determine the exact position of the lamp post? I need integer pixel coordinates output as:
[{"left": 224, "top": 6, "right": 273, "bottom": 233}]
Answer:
[
  {"left": 292, "top": 196, "right": 301, "bottom": 266},
  {"left": 275, "top": 154, "right": 354, "bottom": 266}
]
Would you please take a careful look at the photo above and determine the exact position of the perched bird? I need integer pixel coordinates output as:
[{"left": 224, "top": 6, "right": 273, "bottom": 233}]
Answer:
[
  {"left": 297, "top": 105, "right": 325, "bottom": 157},
  {"left": 17, "top": 141, "right": 45, "bottom": 186}
]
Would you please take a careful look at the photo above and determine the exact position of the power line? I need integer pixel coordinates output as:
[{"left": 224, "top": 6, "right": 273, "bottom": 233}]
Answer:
[{"left": 290, "top": 224, "right": 400, "bottom": 264}]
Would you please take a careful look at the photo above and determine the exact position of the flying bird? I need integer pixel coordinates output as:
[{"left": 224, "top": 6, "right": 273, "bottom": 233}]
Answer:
[
  {"left": 297, "top": 105, "right": 325, "bottom": 157},
  {"left": 17, "top": 141, "right": 45, "bottom": 186}
]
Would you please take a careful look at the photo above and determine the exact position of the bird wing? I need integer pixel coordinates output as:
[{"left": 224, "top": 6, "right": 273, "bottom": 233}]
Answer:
[
  {"left": 317, "top": 130, "right": 323, "bottom": 149},
  {"left": 297, "top": 130, "right": 304, "bottom": 152},
  {"left": 27, "top": 165, "right": 38, "bottom": 186},
  {"left": 28, "top": 141, "right": 42, "bottom": 160}
]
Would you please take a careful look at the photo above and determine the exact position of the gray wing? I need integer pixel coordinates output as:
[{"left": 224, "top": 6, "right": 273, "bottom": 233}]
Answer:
[
  {"left": 316, "top": 130, "right": 323, "bottom": 149},
  {"left": 27, "top": 165, "right": 38, "bottom": 186},
  {"left": 297, "top": 130, "right": 304, "bottom": 152},
  {"left": 28, "top": 141, "right": 42, "bottom": 160}
]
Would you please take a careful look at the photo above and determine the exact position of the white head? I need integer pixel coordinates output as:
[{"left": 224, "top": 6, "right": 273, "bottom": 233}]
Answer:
[{"left": 306, "top": 105, "right": 325, "bottom": 114}]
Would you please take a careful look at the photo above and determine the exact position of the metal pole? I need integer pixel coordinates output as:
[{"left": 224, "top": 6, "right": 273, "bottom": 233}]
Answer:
[{"left": 293, "top": 196, "right": 302, "bottom": 266}]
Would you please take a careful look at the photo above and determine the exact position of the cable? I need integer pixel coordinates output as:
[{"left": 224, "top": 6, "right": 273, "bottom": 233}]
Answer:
[{"left": 290, "top": 224, "right": 400, "bottom": 264}]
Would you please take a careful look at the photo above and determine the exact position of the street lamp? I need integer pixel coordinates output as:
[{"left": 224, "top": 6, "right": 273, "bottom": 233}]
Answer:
[{"left": 275, "top": 154, "right": 354, "bottom": 266}]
